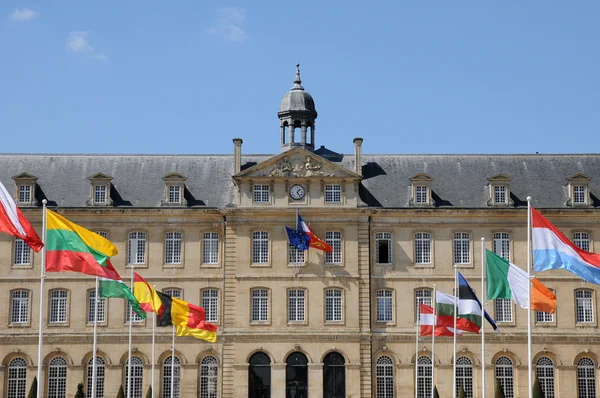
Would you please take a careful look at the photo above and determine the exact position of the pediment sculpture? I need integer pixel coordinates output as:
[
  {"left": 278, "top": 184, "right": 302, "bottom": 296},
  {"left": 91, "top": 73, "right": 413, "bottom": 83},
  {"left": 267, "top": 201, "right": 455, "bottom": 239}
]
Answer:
[{"left": 268, "top": 156, "right": 334, "bottom": 178}]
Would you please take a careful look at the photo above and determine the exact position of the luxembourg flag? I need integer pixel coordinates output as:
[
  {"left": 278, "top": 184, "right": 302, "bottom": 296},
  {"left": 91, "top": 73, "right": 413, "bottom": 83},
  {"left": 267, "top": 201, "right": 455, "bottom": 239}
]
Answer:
[
  {"left": 297, "top": 214, "right": 333, "bottom": 253},
  {"left": 533, "top": 206, "right": 600, "bottom": 285},
  {"left": 0, "top": 181, "right": 43, "bottom": 252}
]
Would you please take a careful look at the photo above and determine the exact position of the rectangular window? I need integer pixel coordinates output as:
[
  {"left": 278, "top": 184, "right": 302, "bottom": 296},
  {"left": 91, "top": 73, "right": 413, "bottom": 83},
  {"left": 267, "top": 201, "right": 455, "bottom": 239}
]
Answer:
[
  {"left": 415, "top": 186, "right": 427, "bottom": 204},
  {"left": 94, "top": 185, "right": 106, "bottom": 203},
  {"left": 288, "top": 245, "right": 305, "bottom": 264},
  {"left": 128, "top": 231, "right": 146, "bottom": 265},
  {"left": 50, "top": 290, "right": 68, "bottom": 324},
  {"left": 202, "top": 290, "right": 219, "bottom": 323},
  {"left": 494, "top": 185, "right": 506, "bottom": 204},
  {"left": 576, "top": 290, "right": 594, "bottom": 323},
  {"left": 574, "top": 186, "right": 586, "bottom": 204},
  {"left": 163, "top": 289, "right": 182, "bottom": 299},
  {"left": 252, "top": 231, "right": 269, "bottom": 264},
  {"left": 18, "top": 185, "right": 31, "bottom": 203},
  {"left": 325, "top": 289, "right": 342, "bottom": 322},
  {"left": 96, "top": 231, "right": 108, "bottom": 239},
  {"left": 11, "top": 290, "right": 29, "bottom": 324},
  {"left": 253, "top": 185, "right": 270, "bottom": 203},
  {"left": 288, "top": 289, "right": 305, "bottom": 322},
  {"left": 536, "top": 310, "right": 554, "bottom": 324},
  {"left": 574, "top": 232, "right": 591, "bottom": 252},
  {"left": 165, "top": 232, "right": 182, "bottom": 265},
  {"left": 377, "top": 289, "right": 393, "bottom": 323},
  {"left": 87, "top": 289, "right": 106, "bottom": 323},
  {"left": 325, "top": 185, "right": 342, "bottom": 203},
  {"left": 376, "top": 232, "right": 392, "bottom": 264},
  {"left": 168, "top": 185, "right": 181, "bottom": 203},
  {"left": 126, "top": 302, "right": 144, "bottom": 323},
  {"left": 493, "top": 232, "right": 510, "bottom": 260},
  {"left": 415, "top": 232, "right": 431, "bottom": 264},
  {"left": 203, "top": 232, "right": 219, "bottom": 264},
  {"left": 454, "top": 233, "right": 471, "bottom": 264},
  {"left": 13, "top": 238, "right": 30, "bottom": 266},
  {"left": 251, "top": 289, "right": 269, "bottom": 322},
  {"left": 495, "top": 298, "right": 513, "bottom": 323},
  {"left": 415, "top": 289, "right": 432, "bottom": 320},
  {"left": 325, "top": 231, "right": 342, "bottom": 264}
]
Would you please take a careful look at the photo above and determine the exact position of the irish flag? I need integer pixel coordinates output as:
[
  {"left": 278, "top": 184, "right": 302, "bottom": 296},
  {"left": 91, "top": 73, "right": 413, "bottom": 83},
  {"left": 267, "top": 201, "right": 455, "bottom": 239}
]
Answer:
[
  {"left": 0, "top": 181, "right": 43, "bottom": 252},
  {"left": 486, "top": 249, "right": 556, "bottom": 313}
]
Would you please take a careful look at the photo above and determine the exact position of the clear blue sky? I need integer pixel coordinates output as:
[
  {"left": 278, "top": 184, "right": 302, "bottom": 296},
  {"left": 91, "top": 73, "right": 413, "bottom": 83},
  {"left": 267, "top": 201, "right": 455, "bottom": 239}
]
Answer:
[{"left": 1, "top": 1, "right": 599, "bottom": 155}]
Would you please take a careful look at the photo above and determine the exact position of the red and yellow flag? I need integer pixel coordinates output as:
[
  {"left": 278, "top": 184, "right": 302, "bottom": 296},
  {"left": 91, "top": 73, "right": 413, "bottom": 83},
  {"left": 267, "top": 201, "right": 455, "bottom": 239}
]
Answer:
[
  {"left": 133, "top": 273, "right": 163, "bottom": 315},
  {"left": 171, "top": 298, "right": 217, "bottom": 342}
]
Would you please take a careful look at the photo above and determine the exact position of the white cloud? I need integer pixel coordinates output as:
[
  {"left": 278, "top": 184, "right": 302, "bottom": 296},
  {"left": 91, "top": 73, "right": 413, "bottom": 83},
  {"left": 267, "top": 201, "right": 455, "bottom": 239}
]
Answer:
[
  {"left": 66, "top": 31, "right": 107, "bottom": 61},
  {"left": 10, "top": 8, "right": 38, "bottom": 22},
  {"left": 206, "top": 7, "right": 247, "bottom": 42}
]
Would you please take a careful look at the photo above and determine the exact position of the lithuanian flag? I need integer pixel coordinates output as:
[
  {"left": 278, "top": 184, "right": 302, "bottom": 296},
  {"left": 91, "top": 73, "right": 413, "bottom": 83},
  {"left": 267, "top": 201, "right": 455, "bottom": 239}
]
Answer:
[
  {"left": 46, "top": 209, "right": 121, "bottom": 279},
  {"left": 133, "top": 272, "right": 163, "bottom": 314},
  {"left": 155, "top": 291, "right": 217, "bottom": 342}
]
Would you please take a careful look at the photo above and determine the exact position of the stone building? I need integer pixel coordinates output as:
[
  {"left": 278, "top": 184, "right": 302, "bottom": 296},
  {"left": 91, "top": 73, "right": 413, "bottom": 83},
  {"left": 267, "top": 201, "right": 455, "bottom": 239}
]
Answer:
[{"left": 1, "top": 66, "right": 600, "bottom": 398}]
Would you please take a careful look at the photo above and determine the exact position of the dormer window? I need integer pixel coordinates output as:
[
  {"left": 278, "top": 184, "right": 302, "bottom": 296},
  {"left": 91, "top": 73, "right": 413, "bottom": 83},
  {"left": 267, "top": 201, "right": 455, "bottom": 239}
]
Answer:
[
  {"left": 567, "top": 173, "right": 592, "bottom": 207},
  {"left": 161, "top": 173, "right": 187, "bottom": 206},
  {"left": 87, "top": 173, "right": 113, "bottom": 206},
  {"left": 12, "top": 173, "right": 38, "bottom": 206},
  {"left": 487, "top": 174, "right": 513, "bottom": 207},
  {"left": 409, "top": 173, "right": 433, "bottom": 206}
]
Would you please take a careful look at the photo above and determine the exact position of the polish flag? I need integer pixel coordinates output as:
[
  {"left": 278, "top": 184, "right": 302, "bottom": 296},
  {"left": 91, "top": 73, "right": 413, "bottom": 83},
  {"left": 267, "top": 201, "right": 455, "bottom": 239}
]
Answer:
[
  {"left": 0, "top": 181, "right": 43, "bottom": 252},
  {"left": 297, "top": 214, "right": 333, "bottom": 253}
]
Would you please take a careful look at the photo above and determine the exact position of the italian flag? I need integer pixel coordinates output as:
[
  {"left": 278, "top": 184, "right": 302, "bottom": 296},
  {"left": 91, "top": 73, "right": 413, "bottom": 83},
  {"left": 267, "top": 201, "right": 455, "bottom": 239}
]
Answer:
[{"left": 486, "top": 250, "right": 556, "bottom": 313}]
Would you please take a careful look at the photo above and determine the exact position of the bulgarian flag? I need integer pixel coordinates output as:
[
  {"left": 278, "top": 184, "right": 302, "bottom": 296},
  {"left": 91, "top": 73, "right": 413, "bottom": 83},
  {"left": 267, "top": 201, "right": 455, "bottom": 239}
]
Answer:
[
  {"left": 0, "top": 181, "right": 43, "bottom": 252},
  {"left": 486, "top": 249, "right": 556, "bottom": 314},
  {"left": 297, "top": 214, "right": 332, "bottom": 253}
]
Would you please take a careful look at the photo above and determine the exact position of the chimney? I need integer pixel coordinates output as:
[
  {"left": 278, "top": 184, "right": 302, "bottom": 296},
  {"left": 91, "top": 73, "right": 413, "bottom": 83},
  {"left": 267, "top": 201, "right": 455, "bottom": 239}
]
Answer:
[
  {"left": 353, "top": 137, "right": 363, "bottom": 176},
  {"left": 233, "top": 138, "right": 243, "bottom": 175}
]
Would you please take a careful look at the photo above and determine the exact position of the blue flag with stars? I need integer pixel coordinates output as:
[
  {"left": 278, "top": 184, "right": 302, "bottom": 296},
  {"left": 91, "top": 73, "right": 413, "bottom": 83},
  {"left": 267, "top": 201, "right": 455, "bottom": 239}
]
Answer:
[{"left": 285, "top": 226, "right": 310, "bottom": 251}]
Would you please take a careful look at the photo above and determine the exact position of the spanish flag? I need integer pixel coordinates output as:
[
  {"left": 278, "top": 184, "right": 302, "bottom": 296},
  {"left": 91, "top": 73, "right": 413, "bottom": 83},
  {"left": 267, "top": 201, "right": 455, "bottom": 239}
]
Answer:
[
  {"left": 155, "top": 291, "right": 217, "bottom": 342},
  {"left": 133, "top": 273, "right": 163, "bottom": 315}
]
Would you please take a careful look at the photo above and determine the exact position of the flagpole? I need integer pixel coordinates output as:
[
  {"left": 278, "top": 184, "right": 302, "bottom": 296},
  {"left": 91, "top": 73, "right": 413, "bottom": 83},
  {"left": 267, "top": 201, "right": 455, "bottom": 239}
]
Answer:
[
  {"left": 481, "top": 237, "right": 486, "bottom": 398},
  {"left": 152, "top": 285, "right": 156, "bottom": 398},
  {"left": 453, "top": 265, "right": 458, "bottom": 398},
  {"left": 527, "top": 197, "right": 532, "bottom": 398},
  {"left": 127, "top": 266, "right": 134, "bottom": 398},
  {"left": 415, "top": 305, "right": 419, "bottom": 398},
  {"left": 171, "top": 325, "right": 175, "bottom": 398},
  {"left": 91, "top": 276, "right": 99, "bottom": 398},
  {"left": 36, "top": 199, "right": 47, "bottom": 398},
  {"left": 431, "top": 284, "right": 436, "bottom": 398}
]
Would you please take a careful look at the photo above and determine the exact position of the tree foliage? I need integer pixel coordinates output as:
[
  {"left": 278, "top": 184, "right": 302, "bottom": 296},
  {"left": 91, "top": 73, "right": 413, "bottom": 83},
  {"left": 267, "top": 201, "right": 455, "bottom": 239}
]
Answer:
[
  {"left": 26, "top": 377, "right": 38, "bottom": 398},
  {"left": 458, "top": 385, "right": 467, "bottom": 398},
  {"left": 533, "top": 375, "right": 545, "bottom": 398},
  {"left": 433, "top": 385, "right": 440, "bottom": 398},
  {"left": 145, "top": 386, "right": 153, "bottom": 398},
  {"left": 495, "top": 379, "right": 506, "bottom": 398},
  {"left": 75, "top": 383, "right": 85, "bottom": 398}
]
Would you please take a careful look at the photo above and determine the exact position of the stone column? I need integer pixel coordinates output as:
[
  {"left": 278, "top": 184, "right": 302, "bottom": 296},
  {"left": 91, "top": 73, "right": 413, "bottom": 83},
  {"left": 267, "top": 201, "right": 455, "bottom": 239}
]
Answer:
[
  {"left": 271, "top": 363, "right": 286, "bottom": 398},
  {"left": 301, "top": 124, "right": 307, "bottom": 145},
  {"left": 308, "top": 363, "right": 323, "bottom": 397},
  {"left": 288, "top": 121, "right": 294, "bottom": 145}
]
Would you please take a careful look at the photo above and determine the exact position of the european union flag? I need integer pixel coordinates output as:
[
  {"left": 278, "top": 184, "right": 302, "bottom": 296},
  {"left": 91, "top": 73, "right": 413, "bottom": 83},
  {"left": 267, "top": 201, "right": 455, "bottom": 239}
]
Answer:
[{"left": 285, "top": 226, "right": 310, "bottom": 251}]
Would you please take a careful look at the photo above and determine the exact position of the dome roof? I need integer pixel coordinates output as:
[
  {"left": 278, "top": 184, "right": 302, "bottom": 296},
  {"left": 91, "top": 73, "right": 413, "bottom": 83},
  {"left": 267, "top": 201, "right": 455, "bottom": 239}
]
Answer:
[{"left": 278, "top": 65, "right": 317, "bottom": 116}]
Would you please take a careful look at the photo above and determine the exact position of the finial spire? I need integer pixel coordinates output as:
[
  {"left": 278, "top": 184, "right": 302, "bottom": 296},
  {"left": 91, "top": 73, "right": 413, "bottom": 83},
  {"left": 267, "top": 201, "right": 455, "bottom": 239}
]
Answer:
[{"left": 292, "top": 63, "right": 304, "bottom": 90}]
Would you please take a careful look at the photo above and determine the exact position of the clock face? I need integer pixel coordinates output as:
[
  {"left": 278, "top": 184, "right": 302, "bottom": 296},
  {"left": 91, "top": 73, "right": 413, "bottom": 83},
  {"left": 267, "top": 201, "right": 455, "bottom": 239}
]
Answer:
[{"left": 289, "top": 184, "right": 305, "bottom": 200}]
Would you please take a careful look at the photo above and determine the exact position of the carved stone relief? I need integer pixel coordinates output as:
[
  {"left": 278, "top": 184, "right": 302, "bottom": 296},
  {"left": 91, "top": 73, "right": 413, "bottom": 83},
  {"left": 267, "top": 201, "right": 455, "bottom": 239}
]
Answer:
[{"left": 267, "top": 155, "right": 334, "bottom": 178}]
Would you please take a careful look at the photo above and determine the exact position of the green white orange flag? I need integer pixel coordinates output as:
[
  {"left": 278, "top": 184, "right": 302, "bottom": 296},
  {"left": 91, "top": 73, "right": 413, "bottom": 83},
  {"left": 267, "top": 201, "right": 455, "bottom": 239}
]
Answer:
[{"left": 486, "top": 249, "right": 557, "bottom": 313}]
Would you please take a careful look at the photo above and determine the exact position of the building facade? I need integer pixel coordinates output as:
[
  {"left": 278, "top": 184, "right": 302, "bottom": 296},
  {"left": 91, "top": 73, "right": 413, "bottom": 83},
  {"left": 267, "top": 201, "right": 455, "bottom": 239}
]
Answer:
[{"left": 1, "top": 66, "right": 600, "bottom": 398}]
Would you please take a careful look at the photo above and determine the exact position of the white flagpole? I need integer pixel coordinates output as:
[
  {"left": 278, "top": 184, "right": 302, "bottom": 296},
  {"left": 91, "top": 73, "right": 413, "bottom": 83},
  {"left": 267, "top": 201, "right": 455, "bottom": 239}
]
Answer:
[
  {"left": 415, "top": 305, "right": 419, "bottom": 398},
  {"left": 431, "top": 284, "right": 436, "bottom": 398},
  {"left": 481, "top": 237, "right": 486, "bottom": 398},
  {"left": 171, "top": 325, "right": 175, "bottom": 398},
  {"left": 152, "top": 285, "right": 156, "bottom": 398},
  {"left": 127, "top": 265, "right": 134, "bottom": 398},
  {"left": 36, "top": 199, "right": 47, "bottom": 398},
  {"left": 91, "top": 276, "right": 99, "bottom": 398},
  {"left": 453, "top": 265, "right": 458, "bottom": 398},
  {"left": 527, "top": 197, "right": 533, "bottom": 398}
]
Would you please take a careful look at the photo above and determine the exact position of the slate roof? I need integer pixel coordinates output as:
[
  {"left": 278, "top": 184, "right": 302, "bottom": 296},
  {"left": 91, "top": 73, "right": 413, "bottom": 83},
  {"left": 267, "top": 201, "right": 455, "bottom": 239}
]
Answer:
[{"left": 0, "top": 152, "right": 599, "bottom": 209}]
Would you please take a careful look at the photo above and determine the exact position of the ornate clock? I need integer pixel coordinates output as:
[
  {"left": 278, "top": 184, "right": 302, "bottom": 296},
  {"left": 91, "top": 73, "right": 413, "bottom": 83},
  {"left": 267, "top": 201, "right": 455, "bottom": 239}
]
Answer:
[{"left": 289, "top": 184, "right": 305, "bottom": 200}]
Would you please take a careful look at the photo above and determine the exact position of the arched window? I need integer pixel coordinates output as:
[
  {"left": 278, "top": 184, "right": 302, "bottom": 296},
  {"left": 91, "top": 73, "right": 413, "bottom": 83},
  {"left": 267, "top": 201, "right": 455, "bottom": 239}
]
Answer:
[
  {"left": 323, "top": 352, "right": 345, "bottom": 398},
  {"left": 495, "top": 356, "right": 514, "bottom": 398},
  {"left": 248, "top": 352, "right": 271, "bottom": 398},
  {"left": 125, "top": 356, "right": 144, "bottom": 398},
  {"left": 417, "top": 356, "right": 432, "bottom": 398},
  {"left": 86, "top": 357, "right": 105, "bottom": 398},
  {"left": 376, "top": 356, "right": 393, "bottom": 398},
  {"left": 7, "top": 357, "right": 27, "bottom": 398},
  {"left": 456, "top": 357, "right": 473, "bottom": 398},
  {"left": 200, "top": 356, "right": 218, "bottom": 398},
  {"left": 536, "top": 357, "right": 555, "bottom": 398},
  {"left": 286, "top": 352, "right": 308, "bottom": 398},
  {"left": 578, "top": 357, "right": 597, "bottom": 398},
  {"left": 162, "top": 356, "right": 181, "bottom": 398},
  {"left": 47, "top": 357, "right": 67, "bottom": 398}
]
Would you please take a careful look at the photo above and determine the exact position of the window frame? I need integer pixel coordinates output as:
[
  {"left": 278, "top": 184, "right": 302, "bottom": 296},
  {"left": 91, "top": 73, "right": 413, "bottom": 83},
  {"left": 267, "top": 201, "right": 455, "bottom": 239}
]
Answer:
[
  {"left": 6, "top": 357, "right": 28, "bottom": 398},
  {"left": 164, "top": 231, "right": 184, "bottom": 267},
  {"left": 48, "top": 289, "right": 70, "bottom": 327},
  {"left": 325, "top": 230, "right": 343, "bottom": 265},
  {"left": 201, "top": 288, "right": 219, "bottom": 324},
  {"left": 573, "top": 231, "right": 593, "bottom": 252},
  {"left": 250, "top": 288, "right": 270, "bottom": 325},
  {"left": 199, "top": 355, "right": 218, "bottom": 398},
  {"left": 161, "top": 355, "right": 181, "bottom": 398},
  {"left": 492, "top": 231, "right": 511, "bottom": 261},
  {"left": 324, "top": 184, "right": 342, "bottom": 204},
  {"left": 575, "top": 289, "right": 596, "bottom": 326},
  {"left": 252, "top": 184, "right": 271, "bottom": 204},
  {"left": 494, "top": 298, "right": 515, "bottom": 325},
  {"left": 577, "top": 357, "right": 596, "bottom": 398},
  {"left": 86, "top": 356, "right": 106, "bottom": 398},
  {"left": 376, "top": 288, "right": 395, "bottom": 325},
  {"left": 416, "top": 356, "right": 433, "bottom": 398},
  {"left": 12, "top": 238, "right": 32, "bottom": 268},
  {"left": 414, "top": 232, "right": 433, "bottom": 266},
  {"left": 287, "top": 287, "right": 307, "bottom": 325},
  {"left": 455, "top": 356, "right": 474, "bottom": 398},
  {"left": 453, "top": 232, "right": 472, "bottom": 266},
  {"left": 324, "top": 287, "right": 344, "bottom": 324},
  {"left": 251, "top": 230, "right": 270, "bottom": 266},
  {"left": 124, "top": 355, "right": 144, "bottom": 398},
  {"left": 86, "top": 288, "right": 107, "bottom": 326},
  {"left": 414, "top": 288, "right": 433, "bottom": 323},
  {"left": 127, "top": 230, "right": 148, "bottom": 267},
  {"left": 47, "top": 356, "right": 68, "bottom": 398},
  {"left": 202, "top": 231, "right": 220, "bottom": 266},
  {"left": 375, "top": 231, "right": 393, "bottom": 265},
  {"left": 535, "top": 356, "right": 556, "bottom": 398},
  {"left": 375, "top": 355, "right": 394, "bottom": 398},
  {"left": 535, "top": 288, "right": 556, "bottom": 326},
  {"left": 495, "top": 356, "right": 515, "bottom": 398},
  {"left": 9, "top": 289, "right": 31, "bottom": 327}
]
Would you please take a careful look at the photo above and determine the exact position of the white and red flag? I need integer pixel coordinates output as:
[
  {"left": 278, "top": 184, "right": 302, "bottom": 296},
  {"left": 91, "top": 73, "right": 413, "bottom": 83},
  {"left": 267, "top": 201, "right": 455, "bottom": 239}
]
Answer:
[
  {"left": 0, "top": 181, "right": 43, "bottom": 252},
  {"left": 419, "top": 303, "right": 462, "bottom": 337}
]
